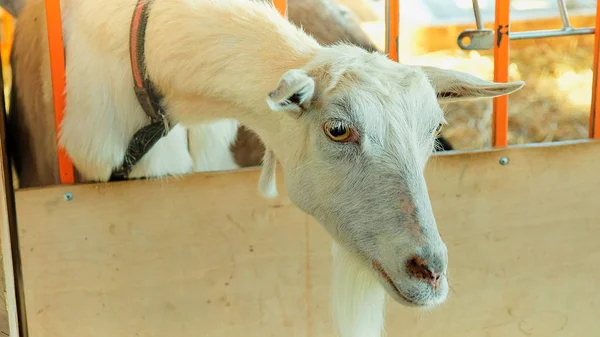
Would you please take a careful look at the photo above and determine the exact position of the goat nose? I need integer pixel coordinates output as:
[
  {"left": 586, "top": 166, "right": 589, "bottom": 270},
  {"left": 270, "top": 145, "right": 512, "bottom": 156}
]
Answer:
[{"left": 406, "top": 255, "right": 442, "bottom": 289}]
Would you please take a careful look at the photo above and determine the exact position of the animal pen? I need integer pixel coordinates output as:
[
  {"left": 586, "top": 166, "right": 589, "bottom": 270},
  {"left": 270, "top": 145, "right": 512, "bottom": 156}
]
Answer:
[{"left": 0, "top": 0, "right": 599, "bottom": 336}]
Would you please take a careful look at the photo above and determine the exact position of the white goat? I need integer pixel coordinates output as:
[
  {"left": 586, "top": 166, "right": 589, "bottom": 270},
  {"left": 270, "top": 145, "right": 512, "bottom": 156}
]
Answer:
[
  {"left": 9, "top": 0, "right": 381, "bottom": 187},
  {"left": 9, "top": 0, "right": 524, "bottom": 336}
]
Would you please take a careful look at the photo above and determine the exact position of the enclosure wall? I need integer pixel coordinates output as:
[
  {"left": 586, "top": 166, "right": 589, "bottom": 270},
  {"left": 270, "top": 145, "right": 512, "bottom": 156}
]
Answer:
[{"left": 13, "top": 140, "right": 600, "bottom": 337}]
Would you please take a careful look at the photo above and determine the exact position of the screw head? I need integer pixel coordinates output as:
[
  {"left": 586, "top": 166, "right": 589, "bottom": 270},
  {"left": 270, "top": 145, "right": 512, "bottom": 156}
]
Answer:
[
  {"left": 63, "top": 192, "right": 73, "bottom": 201},
  {"left": 499, "top": 157, "right": 509, "bottom": 166}
]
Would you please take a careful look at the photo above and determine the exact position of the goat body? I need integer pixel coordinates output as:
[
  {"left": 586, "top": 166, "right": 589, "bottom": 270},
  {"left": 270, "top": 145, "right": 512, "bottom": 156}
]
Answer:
[{"left": 8, "top": 0, "right": 390, "bottom": 336}]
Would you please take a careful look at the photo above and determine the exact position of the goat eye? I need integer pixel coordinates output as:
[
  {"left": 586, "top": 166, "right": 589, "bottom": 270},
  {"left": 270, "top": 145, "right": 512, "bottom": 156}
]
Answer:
[
  {"left": 324, "top": 121, "right": 354, "bottom": 142},
  {"left": 434, "top": 123, "right": 443, "bottom": 136}
]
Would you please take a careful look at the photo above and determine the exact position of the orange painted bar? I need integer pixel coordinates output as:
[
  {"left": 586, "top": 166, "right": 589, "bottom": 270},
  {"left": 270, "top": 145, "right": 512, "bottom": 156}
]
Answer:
[
  {"left": 385, "top": 0, "right": 399, "bottom": 62},
  {"left": 44, "top": 0, "right": 75, "bottom": 184},
  {"left": 492, "top": 0, "right": 511, "bottom": 147},
  {"left": 1, "top": 10, "right": 14, "bottom": 63},
  {"left": 273, "top": 0, "right": 287, "bottom": 17},
  {"left": 590, "top": 0, "right": 600, "bottom": 139}
]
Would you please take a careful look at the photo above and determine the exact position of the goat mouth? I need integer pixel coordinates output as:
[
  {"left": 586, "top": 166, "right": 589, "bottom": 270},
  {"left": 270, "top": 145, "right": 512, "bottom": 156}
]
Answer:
[{"left": 372, "top": 260, "right": 418, "bottom": 305}]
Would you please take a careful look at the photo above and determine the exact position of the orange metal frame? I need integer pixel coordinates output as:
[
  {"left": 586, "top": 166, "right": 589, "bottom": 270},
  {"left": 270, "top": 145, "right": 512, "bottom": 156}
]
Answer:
[
  {"left": 492, "top": 0, "right": 510, "bottom": 147},
  {"left": 1, "top": 9, "right": 13, "bottom": 69},
  {"left": 39, "top": 0, "right": 600, "bottom": 186},
  {"left": 44, "top": 0, "right": 74, "bottom": 184},
  {"left": 590, "top": 0, "right": 600, "bottom": 139},
  {"left": 493, "top": 0, "right": 600, "bottom": 144},
  {"left": 273, "top": 0, "right": 287, "bottom": 17},
  {"left": 386, "top": 0, "right": 399, "bottom": 62}
]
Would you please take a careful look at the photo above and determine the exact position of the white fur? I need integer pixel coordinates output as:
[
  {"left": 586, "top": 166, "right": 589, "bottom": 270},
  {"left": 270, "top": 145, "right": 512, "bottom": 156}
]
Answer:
[
  {"left": 332, "top": 242, "right": 386, "bottom": 337},
  {"left": 187, "top": 119, "right": 241, "bottom": 172},
  {"left": 15, "top": 0, "right": 525, "bottom": 336},
  {"left": 258, "top": 148, "right": 278, "bottom": 198},
  {"left": 128, "top": 124, "right": 195, "bottom": 178}
]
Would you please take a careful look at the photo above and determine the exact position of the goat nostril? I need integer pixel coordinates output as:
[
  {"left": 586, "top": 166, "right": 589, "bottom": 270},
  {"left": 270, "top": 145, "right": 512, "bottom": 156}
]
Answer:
[
  {"left": 406, "top": 256, "right": 431, "bottom": 279},
  {"left": 406, "top": 255, "right": 441, "bottom": 287}
]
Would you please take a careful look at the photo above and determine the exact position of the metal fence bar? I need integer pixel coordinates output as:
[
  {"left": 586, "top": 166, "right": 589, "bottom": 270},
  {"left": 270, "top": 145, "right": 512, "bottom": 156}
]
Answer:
[
  {"left": 492, "top": 0, "right": 511, "bottom": 147},
  {"left": 494, "top": 0, "right": 599, "bottom": 140},
  {"left": 590, "top": 0, "right": 600, "bottom": 139},
  {"left": 510, "top": 27, "right": 594, "bottom": 40},
  {"left": 473, "top": 0, "right": 484, "bottom": 30},
  {"left": 44, "top": 0, "right": 74, "bottom": 184},
  {"left": 557, "top": 0, "right": 572, "bottom": 29},
  {"left": 457, "top": 0, "right": 494, "bottom": 50},
  {"left": 511, "top": 0, "right": 593, "bottom": 40},
  {"left": 385, "top": 0, "right": 399, "bottom": 62}
]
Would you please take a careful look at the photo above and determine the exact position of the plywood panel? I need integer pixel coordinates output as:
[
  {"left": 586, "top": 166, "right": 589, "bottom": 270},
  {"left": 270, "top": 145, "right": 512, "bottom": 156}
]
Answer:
[
  {"left": 0, "top": 37, "right": 22, "bottom": 337},
  {"left": 14, "top": 140, "right": 600, "bottom": 337}
]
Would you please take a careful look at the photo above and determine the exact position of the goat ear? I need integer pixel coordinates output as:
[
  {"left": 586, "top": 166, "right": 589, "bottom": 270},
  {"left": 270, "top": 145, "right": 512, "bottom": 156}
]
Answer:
[
  {"left": 266, "top": 69, "right": 315, "bottom": 116},
  {"left": 418, "top": 66, "right": 525, "bottom": 103},
  {"left": 258, "top": 148, "right": 278, "bottom": 199}
]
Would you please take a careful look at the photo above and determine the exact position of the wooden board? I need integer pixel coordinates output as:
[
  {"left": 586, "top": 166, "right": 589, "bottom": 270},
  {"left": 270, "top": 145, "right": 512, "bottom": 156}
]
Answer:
[
  {"left": 12, "top": 139, "right": 600, "bottom": 337},
  {"left": 0, "top": 39, "right": 22, "bottom": 337}
]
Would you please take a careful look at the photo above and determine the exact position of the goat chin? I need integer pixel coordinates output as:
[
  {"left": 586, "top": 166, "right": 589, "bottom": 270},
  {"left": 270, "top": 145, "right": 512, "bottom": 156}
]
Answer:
[{"left": 331, "top": 242, "right": 387, "bottom": 337}]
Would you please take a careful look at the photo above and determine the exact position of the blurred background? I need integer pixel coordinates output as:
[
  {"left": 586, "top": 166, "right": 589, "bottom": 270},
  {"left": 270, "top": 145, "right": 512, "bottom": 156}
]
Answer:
[
  {"left": 346, "top": 0, "right": 597, "bottom": 150},
  {"left": 0, "top": 0, "right": 596, "bottom": 152}
]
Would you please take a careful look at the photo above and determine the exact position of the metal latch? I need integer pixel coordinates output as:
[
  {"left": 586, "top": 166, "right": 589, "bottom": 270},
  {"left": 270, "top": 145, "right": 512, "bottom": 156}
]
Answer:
[{"left": 457, "top": 0, "right": 494, "bottom": 50}]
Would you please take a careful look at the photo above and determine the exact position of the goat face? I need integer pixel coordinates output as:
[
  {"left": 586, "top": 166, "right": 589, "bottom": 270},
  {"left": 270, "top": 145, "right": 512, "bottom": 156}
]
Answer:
[{"left": 265, "top": 45, "right": 524, "bottom": 308}]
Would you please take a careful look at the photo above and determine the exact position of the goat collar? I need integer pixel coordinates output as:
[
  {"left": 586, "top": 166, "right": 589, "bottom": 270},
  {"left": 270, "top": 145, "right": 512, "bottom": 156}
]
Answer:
[{"left": 110, "top": 0, "right": 175, "bottom": 181}]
